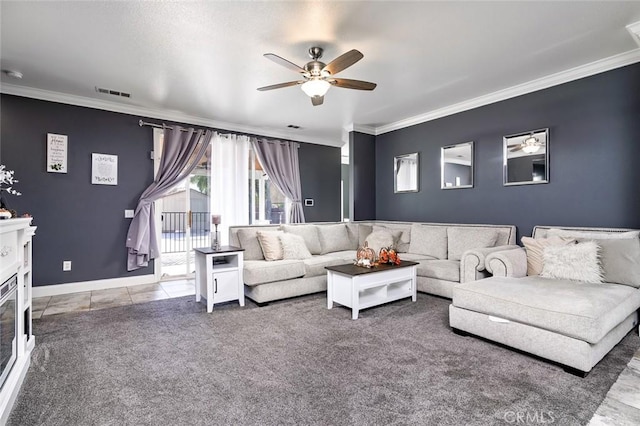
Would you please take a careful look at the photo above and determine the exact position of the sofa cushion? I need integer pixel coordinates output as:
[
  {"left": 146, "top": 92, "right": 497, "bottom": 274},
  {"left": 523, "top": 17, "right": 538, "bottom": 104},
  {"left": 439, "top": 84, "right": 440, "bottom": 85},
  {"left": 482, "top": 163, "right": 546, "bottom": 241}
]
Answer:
[
  {"left": 282, "top": 224, "right": 322, "bottom": 255},
  {"left": 417, "top": 260, "right": 460, "bottom": 282},
  {"left": 447, "top": 227, "right": 498, "bottom": 261},
  {"left": 597, "top": 238, "right": 640, "bottom": 288},
  {"left": 522, "top": 236, "right": 575, "bottom": 276},
  {"left": 324, "top": 250, "right": 358, "bottom": 262},
  {"left": 540, "top": 241, "right": 603, "bottom": 283},
  {"left": 243, "top": 259, "right": 305, "bottom": 286},
  {"left": 452, "top": 276, "right": 640, "bottom": 344},
  {"left": 399, "top": 253, "right": 437, "bottom": 262},
  {"left": 547, "top": 228, "right": 640, "bottom": 240},
  {"left": 317, "top": 224, "right": 353, "bottom": 254},
  {"left": 409, "top": 224, "right": 448, "bottom": 259},
  {"left": 256, "top": 230, "right": 284, "bottom": 261},
  {"left": 237, "top": 228, "right": 265, "bottom": 260},
  {"left": 303, "top": 256, "right": 346, "bottom": 278},
  {"left": 280, "top": 233, "right": 312, "bottom": 260}
]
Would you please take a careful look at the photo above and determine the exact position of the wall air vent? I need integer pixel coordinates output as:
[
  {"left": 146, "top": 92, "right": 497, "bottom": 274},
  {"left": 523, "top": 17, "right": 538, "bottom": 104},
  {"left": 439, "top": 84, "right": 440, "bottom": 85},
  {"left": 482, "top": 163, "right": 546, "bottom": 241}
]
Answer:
[{"left": 95, "top": 86, "right": 131, "bottom": 98}]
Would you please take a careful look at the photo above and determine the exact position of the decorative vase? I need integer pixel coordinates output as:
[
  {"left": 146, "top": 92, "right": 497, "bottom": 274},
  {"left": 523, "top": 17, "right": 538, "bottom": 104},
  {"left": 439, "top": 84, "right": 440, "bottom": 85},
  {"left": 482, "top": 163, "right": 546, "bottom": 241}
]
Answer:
[{"left": 355, "top": 241, "right": 376, "bottom": 267}]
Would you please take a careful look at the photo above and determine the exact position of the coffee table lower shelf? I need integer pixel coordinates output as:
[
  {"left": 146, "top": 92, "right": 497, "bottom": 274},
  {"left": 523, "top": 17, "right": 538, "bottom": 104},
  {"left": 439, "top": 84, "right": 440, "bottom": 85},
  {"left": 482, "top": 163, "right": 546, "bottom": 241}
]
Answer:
[{"left": 326, "top": 262, "right": 417, "bottom": 320}]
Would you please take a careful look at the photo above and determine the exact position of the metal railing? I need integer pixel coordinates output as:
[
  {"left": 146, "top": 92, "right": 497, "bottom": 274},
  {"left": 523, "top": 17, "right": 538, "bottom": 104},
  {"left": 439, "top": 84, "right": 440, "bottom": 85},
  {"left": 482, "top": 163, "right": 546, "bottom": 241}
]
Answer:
[{"left": 161, "top": 211, "right": 210, "bottom": 253}]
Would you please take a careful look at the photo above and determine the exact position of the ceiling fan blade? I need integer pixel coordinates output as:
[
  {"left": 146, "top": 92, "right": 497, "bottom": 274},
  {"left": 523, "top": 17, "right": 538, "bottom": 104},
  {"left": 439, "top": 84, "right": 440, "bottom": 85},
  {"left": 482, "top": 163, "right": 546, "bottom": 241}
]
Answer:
[
  {"left": 323, "top": 49, "right": 363, "bottom": 75},
  {"left": 311, "top": 96, "right": 324, "bottom": 106},
  {"left": 257, "top": 81, "right": 303, "bottom": 91},
  {"left": 510, "top": 145, "right": 525, "bottom": 152},
  {"left": 264, "top": 53, "right": 306, "bottom": 74},
  {"left": 331, "top": 78, "right": 377, "bottom": 91}
]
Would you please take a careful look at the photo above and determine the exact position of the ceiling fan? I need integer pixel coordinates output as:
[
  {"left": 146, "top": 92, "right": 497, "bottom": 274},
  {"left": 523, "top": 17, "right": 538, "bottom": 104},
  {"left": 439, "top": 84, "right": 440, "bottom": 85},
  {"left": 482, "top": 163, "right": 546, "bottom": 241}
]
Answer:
[
  {"left": 257, "top": 47, "right": 377, "bottom": 106},
  {"left": 510, "top": 133, "right": 545, "bottom": 153}
]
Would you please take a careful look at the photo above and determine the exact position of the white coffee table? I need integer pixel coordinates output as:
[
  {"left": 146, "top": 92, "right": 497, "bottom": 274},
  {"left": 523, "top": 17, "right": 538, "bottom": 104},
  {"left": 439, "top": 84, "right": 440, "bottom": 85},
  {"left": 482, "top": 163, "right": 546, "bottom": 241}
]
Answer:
[{"left": 326, "top": 261, "right": 418, "bottom": 319}]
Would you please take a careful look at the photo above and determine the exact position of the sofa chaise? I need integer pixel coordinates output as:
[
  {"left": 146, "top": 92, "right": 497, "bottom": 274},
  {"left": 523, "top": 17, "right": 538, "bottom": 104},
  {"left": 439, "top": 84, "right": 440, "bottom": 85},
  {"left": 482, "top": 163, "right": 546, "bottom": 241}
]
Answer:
[
  {"left": 229, "top": 221, "right": 517, "bottom": 305},
  {"left": 449, "top": 226, "right": 640, "bottom": 376}
]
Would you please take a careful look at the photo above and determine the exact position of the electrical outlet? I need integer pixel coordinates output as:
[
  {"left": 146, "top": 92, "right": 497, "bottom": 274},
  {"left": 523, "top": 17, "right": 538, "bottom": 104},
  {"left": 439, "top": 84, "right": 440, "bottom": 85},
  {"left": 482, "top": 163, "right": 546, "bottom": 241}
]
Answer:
[
  {"left": 63, "top": 261, "right": 72, "bottom": 271},
  {"left": 124, "top": 209, "right": 134, "bottom": 218}
]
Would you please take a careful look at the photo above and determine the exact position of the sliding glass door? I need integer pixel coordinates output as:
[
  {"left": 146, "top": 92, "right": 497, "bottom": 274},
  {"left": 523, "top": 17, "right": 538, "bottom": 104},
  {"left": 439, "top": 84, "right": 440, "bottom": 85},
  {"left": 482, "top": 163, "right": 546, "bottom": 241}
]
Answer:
[{"left": 154, "top": 130, "right": 212, "bottom": 279}]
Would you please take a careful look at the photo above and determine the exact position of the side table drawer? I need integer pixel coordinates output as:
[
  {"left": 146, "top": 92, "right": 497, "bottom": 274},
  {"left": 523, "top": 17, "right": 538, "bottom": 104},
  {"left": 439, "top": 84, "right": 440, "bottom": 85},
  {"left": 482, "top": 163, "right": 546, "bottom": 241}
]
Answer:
[{"left": 212, "top": 270, "right": 239, "bottom": 303}]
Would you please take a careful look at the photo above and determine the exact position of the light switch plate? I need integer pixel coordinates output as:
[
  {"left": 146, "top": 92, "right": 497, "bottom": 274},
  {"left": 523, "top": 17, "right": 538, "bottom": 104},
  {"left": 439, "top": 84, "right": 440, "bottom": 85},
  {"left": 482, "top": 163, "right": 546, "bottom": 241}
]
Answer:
[
  {"left": 63, "top": 261, "right": 72, "bottom": 271},
  {"left": 124, "top": 209, "right": 134, "bottom": 218}
]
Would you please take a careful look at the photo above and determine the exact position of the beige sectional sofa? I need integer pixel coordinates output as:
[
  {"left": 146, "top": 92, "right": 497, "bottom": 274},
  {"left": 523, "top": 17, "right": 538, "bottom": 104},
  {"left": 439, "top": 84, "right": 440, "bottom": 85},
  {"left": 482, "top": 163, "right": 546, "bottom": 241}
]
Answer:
[
  {"left": 450, "top": 226, "right": 640, "bottom": 376},
  {"left": 229, "top": 221, "right": 517, "bottom": 305}
]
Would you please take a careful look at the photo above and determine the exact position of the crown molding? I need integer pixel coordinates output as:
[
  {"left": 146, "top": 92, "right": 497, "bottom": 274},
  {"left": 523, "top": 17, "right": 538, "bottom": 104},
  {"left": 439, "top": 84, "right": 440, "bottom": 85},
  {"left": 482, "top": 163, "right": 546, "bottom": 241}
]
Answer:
[
  {"left": 344, "top": 123, "right": 376, "bottom": 135},
  {"left": 0, "top": 84, "right": 341, "bottom": 147},
  {"left": 374, "top": 48, "right": 640, "bottom": 135},
  {"left": 628, "top": 22, "right": 640, "bottom": 47}
]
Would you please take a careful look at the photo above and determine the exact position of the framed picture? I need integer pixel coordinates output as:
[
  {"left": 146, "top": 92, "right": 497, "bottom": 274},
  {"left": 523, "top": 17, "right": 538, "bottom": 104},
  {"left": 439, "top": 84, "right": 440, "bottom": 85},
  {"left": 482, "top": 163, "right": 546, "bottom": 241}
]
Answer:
[
  {"left": 47, "top": 133, "right": 68, "bottom": 173},
  {"left": 91, "top": 153, "right": 118, "bottom": 185}
]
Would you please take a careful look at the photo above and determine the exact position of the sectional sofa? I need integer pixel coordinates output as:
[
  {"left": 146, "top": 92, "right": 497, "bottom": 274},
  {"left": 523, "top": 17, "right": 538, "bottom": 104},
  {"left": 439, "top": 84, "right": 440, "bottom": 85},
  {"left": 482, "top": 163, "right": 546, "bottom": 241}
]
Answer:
[
  {"left": 450, "top": 226, "right": 640, "bottom": 375},
  {"left": 229, "top": 221, "right": 517, "bottom": 305}
]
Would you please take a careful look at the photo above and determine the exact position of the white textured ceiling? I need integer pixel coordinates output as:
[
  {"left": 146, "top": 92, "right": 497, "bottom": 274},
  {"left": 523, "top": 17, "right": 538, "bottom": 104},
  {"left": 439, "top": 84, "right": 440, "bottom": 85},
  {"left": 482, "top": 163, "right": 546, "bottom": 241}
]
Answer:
[{"left": 2, "top": 1, "right": 640, "bottom": 147}]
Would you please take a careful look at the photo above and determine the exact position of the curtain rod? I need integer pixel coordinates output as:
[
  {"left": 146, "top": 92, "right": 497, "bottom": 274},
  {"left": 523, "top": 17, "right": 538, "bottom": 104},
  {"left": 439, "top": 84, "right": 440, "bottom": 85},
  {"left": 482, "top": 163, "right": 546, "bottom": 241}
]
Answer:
[
  {"left": 139, "top": 119, "right": 299, "bottom": 147},
  {"left": 138, "top": 119, "right": 212, "bottom": 133}
]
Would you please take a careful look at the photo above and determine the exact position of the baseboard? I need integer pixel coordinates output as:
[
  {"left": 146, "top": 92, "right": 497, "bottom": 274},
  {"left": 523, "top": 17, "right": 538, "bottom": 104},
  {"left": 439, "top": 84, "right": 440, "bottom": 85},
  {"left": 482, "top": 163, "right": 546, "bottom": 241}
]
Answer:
[{"left": 33, "top": 274, "right": 157, "bottom": 298}]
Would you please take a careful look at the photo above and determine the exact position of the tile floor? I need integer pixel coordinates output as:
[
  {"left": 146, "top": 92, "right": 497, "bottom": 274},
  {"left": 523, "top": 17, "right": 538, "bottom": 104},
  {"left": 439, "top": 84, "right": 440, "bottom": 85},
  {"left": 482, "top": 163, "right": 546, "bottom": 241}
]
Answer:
[
  {"left": 589, "top": 348, "right": 640, "bottom": 425},
  {"left": 32, "top": 279, "right": 195, "bottom": 319},
  {"left": 31, "top": 283, "right": 640, "bottom": 425}
]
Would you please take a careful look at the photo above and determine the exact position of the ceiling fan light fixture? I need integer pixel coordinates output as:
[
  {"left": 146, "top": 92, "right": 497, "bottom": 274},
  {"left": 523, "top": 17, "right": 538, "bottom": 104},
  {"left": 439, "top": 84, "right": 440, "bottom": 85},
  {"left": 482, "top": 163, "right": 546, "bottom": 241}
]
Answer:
[
  {"left": 521, "top": 135, "right": 541, "bottom": 153},
  {"left": 301, "top": 79, "right": 331, "bottom": 98}
]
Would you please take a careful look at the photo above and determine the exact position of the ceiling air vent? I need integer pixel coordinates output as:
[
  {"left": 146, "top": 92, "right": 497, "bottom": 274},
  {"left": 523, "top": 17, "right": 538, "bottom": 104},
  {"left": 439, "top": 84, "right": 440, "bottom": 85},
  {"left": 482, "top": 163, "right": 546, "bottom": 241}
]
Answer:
[{"left": 95, "top": 86, "right": 131, "bottom": 98}]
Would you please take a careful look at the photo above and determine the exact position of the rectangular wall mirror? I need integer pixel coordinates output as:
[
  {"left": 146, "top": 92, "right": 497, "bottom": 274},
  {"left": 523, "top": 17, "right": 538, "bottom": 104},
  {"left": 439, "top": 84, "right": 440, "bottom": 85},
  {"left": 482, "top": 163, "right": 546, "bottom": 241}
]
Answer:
[
  {"left": 394, "top": 152, "right": 419, "bottom": 193},
  {"left": 503, "top": 128, "right": 549, "bottom": 186},
  {"left": 441, "top": 141, "right": 474, "bottom": 189}
]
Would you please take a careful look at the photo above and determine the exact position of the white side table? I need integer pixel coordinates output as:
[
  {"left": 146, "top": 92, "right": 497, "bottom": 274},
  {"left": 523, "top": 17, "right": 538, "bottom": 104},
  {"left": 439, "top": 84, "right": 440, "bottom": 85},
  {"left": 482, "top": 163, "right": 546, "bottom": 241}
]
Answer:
[{"left": 194, "top": 246, "right": 245, "bottom": 313}]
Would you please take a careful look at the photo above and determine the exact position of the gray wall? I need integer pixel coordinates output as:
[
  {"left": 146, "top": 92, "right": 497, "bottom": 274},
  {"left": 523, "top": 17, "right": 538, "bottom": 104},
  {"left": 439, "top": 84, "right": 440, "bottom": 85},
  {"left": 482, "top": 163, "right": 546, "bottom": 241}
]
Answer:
[
  {"left": 0, "top": 95, "right": 342, "bottom": 286},
  {"left": 349, "top": 131, "right": 376, "bottom": 220},
  {"left": 374, "top": 63, "right": 640, "bottom": 239},
  {"left": 299, "top": 142, "right": 342, "bottom": 222}
]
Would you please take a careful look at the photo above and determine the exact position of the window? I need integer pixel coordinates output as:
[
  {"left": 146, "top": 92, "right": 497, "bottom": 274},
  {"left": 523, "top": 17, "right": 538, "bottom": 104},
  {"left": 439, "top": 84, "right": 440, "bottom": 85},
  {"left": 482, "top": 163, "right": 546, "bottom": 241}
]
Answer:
[{"left": 248, "top": 147, "right": 290, "bottom": 225}]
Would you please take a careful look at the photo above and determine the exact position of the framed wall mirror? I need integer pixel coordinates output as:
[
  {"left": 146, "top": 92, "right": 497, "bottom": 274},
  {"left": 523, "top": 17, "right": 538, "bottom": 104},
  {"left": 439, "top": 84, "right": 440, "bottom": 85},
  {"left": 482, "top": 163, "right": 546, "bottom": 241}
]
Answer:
[
  {"left": 394, "top": 152, "right": 419, "bottom": 193},
  {"left": 503, "top": 128, "right": 549, "bottom": 186},
  {"left": 441, "top": 141, "right": 474, "bottom": 189}
]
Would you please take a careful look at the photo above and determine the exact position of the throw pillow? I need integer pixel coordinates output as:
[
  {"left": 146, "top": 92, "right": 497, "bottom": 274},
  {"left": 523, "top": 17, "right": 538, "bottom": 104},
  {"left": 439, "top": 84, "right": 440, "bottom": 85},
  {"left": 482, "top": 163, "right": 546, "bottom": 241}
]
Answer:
[
  {"left": 540, "top": 241, "right": 603, "bottom": 283},
  {"left": 447, "top": 227, "right": 498, "bottom": 261},
  {"left": 408, "top": 224, "right": 447, "bottom": 259},
  {"left": 317, "top": 224, "right": 353, "bottom": 254},
  {"left": 521, "top": 236, "right": 576, "bottom": 276},
  {"left": 256, "top": 230, "right": 284, "bottom": 261},
  {"left": 595, "top": 238, "right": 640, "bottom": 288},
  {"left": 237, "top": 228, "right": 266, "bottom": 260},
  {"left": 372, "top": 225, "right": 403, "bottom": 249},
  {"left": 280, "top": 233, "right": 312, "bottom": 260},
  {"left": 357, "top": 224, "right": 373, "bottom": 246},
  {"left": 546, "top": 228, "right": 640, "bottom": 240},
  {"left": 365, "top": 230, "right": 395, "bottom": 254},
  {"left": 281, "top": 224, "right": 321, "bottom": 255}
]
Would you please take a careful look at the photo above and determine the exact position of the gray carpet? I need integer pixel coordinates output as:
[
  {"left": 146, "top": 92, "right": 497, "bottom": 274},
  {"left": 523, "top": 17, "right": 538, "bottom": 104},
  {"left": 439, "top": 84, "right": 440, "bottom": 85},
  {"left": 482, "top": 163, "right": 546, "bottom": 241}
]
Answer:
[{"left": 8, "top": 293, "right": 639, "bottom": 425}]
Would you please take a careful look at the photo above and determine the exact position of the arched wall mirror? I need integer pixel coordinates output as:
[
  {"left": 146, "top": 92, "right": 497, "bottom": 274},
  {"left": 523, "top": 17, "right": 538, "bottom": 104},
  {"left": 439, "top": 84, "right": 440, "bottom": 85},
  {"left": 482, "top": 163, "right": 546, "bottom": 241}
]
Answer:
[
  {"left": 394, "top": 152, "right": 419, "bottom": 193},
  {"left": 441, "top": 141, "right": 474, "bottom": 189},
  {"left": 503, "top": 128, "right": 549, "bottom": 186}
]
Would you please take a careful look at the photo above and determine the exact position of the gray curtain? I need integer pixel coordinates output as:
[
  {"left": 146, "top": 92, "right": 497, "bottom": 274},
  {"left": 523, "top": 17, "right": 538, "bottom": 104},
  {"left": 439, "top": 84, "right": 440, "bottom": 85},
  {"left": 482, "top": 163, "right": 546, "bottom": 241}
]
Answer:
[
  {"left": 251, "top": 138, "right": 305, "bottom": 223},
  {"left": 127, "top": 125, "right": 213, "bottom": 271}
]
